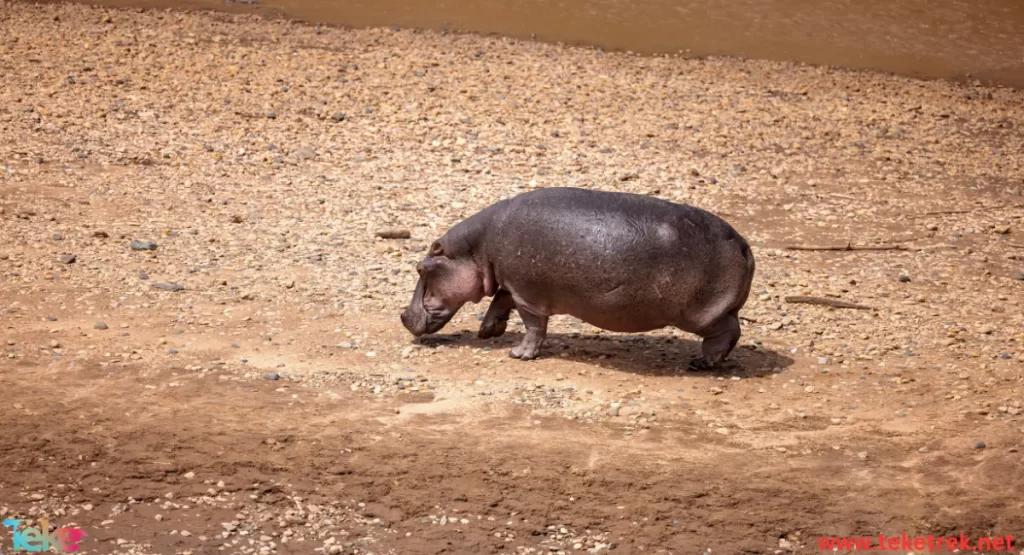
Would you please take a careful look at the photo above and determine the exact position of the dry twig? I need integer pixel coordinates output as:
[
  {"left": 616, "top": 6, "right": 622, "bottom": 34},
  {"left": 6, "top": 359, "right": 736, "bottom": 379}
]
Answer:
[
  {"left": 784, "top": 296, "right": 873, "bottom": 310},
  {"left": 782, "top": 242, "right": 918, "bottom": 252},
  {"left": 914, "top": 209, "right": 976, "bottom": 217}
]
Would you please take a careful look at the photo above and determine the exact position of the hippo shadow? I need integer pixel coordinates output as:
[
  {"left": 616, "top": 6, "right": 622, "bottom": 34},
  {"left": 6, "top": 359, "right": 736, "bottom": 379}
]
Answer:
[{"left": 415, "top": 330, "right": 793, "bottom": 379}]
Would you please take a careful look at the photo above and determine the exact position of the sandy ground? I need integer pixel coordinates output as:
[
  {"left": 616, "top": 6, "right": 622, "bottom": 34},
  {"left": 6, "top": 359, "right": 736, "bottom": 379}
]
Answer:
[{"left": 1, "top": 2, "right": 1024, "bottom": 554}]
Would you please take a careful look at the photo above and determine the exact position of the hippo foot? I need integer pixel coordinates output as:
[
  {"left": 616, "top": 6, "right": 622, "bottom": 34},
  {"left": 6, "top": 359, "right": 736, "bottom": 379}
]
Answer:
[
  {"left": 687, "top": 356, "right": 718, "bottom": 371},
  {"left": 509, "top": 343, "right": 541, "bottom": 360},
  {"left": 477, "top": 318, "right": 508, "bottom": 339}
]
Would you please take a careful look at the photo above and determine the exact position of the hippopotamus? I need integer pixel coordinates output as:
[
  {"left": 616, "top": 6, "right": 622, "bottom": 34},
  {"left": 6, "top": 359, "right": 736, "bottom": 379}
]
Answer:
[{"left": 399, "top": 187, "right": 755, "bottom": 369}]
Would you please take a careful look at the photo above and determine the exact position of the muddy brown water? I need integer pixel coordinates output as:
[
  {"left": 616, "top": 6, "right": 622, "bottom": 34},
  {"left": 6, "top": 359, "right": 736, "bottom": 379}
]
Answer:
[{"left": 41, "top": 0, "right": 1024, "bottom": 88}]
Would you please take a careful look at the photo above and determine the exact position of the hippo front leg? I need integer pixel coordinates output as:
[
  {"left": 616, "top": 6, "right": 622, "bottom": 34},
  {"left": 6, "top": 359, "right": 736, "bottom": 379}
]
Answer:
[
  {"left": 509, "top": 309, "right": 548, "bottom": 360},
  {"left": 478, "top": 289, "right": 515, "bottom": 339}
]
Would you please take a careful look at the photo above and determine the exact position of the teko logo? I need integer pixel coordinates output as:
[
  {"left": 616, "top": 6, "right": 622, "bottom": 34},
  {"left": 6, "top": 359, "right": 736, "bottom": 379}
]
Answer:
[{"left": 2, "top": 519, "right": 86, "bottom": 553}]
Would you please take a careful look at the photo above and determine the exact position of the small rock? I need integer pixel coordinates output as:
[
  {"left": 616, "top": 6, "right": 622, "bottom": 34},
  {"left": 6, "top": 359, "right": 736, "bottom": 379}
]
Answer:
[
  {"left": 130, "top": 240, "right": 157, "bottom": 251},
  {"left": 993, "top": 225, "right": 1011, "bottom": 234},
  {"left": 293, "top": 146, "right": 316, "bottom": 161},
  {"left": 94, "top": 322, "right": 109, "bottom": 330},
  {"left": 331, "top": 112, "right": 347, "bottom": 122},
  {"left": 857, "top": 451, "right": 868, "bottom": 460},
  {"left": 265, "top": 373, "right": 280, "bottom": 381},
  {"left": 898, "top": 275, "right": 911, "bottom": 283},
  {"left": 1012, "top": 272, "right": 1024, "bottom": 281},
  {"left": 606, "top": 405, "right": 620, "bottom": 417},
  {"left": 52, "top": 233, "right": 64, "bottom": 241},
  {"left": 138, "top": 270, "right": 149, "bottom": 280},
  {"left": 153, "top": 282, "right": 185, "bottom": 292},
  {"left": 376, "top": 228, "right": 411, "bottom": 239},
  {"left": 59, "top": 254, "right": 76, "bottom": 264},
  {"left": 93, "top": 230, "right": 109, "bottom": 238},
  {"left": 975, "top": 441, "right": 986, "bottom": 449}
]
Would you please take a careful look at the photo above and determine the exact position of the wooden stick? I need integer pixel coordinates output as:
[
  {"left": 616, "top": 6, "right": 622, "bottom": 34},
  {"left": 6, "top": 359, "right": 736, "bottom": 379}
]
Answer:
[
  {"left": 784, "top": 296, "right": 874, "bottom": 310},
  {"left": 782, "top": 242, "right": 917, "bottom": 252},
  {"left": 914, "top": 209, "right": 976, "bottom": 217}
]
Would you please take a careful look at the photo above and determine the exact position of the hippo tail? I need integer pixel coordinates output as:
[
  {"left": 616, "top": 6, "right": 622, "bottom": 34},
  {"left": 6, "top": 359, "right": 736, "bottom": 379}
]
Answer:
[{"left": 731, "top": 240, "right": 756, "bottom": 315}]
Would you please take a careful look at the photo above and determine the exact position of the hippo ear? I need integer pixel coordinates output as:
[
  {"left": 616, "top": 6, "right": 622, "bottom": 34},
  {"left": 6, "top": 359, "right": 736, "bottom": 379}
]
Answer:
[{"left": 430, "top": 241, "right": 444, "bottom": 257}]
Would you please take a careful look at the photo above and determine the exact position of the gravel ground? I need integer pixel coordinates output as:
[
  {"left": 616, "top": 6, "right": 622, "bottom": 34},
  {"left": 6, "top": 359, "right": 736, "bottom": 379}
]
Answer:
[{"left": 1, "top": 2, "right": 1024, "bottom": 554}]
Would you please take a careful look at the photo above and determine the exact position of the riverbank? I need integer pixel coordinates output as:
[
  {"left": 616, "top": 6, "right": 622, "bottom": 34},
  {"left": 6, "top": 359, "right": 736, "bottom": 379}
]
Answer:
[{"left": 2, "top": 2, "right": 1023, "bottom": 554}]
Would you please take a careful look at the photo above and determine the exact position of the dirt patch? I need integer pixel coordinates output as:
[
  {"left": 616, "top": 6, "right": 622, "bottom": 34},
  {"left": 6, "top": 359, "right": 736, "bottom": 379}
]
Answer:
[{"left": 1, "top": 2, "right": 1024, "bottom": 554}]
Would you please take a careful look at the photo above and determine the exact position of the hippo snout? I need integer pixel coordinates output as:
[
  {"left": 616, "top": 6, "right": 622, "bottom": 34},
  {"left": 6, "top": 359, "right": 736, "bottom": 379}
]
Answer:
[{"left": 400, "top": 306, "right": 426, "bottom": 337}]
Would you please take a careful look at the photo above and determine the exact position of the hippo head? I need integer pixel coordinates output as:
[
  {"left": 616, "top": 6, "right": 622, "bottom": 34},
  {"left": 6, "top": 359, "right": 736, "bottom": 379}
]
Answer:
[{"left": 400, "top": 240, "right": 486, "bottom": 337}]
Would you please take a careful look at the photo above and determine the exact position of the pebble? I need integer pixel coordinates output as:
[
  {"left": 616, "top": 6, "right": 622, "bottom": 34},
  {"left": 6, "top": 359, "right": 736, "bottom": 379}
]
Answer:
[
  {"left": 130, "top": 240, "right": 158, "bottom": 250},
  {"left": 94, "top": 322, "right": 109, "bottom": 330},
  {"left": 265, "top": 373, "right": 280, "bottom": 380},
  {"left": 59, "top": 253, "right": 76, "bottom": 264},
  {"left": 153, "top": 282, "right": 185, "bottom": 291},
  {"left": 898, "top": 275, "right": 911, "bottom": 283},
  {"left": 1012, "top": 272, "right": 1024, "bottom": 281},
  {"left": 294, "top": 146, "right": 316, "bottom": 160},
  {"left": 975, "top": 441, "right": 986, "bottom": 449}
]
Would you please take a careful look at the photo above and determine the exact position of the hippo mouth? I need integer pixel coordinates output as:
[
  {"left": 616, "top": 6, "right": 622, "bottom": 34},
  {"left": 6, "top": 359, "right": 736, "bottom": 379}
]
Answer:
[
  {"left": 401, "top": 308, "right": 456, "bottom": 337},
  {"left": 400, "top": 276, "right": 457, "bottom": 337}
]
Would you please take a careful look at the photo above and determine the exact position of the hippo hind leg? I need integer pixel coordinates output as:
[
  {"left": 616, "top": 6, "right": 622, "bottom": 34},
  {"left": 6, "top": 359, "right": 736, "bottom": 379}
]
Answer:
[
  {"left": 479, "top": 289, "right": 515, "bottom": 339},
  {"left": 687, "top": 310, "right": 741, "bottom": 370}
]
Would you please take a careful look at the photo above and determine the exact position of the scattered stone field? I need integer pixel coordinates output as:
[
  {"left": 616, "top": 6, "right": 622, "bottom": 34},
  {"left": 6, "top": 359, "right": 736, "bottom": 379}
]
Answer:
[{"left": 1, "top": 2, "right": 1023, "bottom": 553}]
